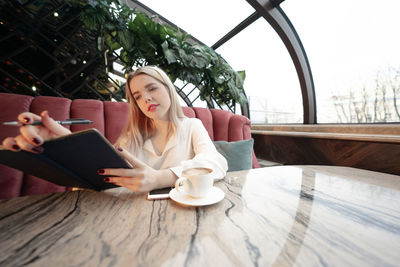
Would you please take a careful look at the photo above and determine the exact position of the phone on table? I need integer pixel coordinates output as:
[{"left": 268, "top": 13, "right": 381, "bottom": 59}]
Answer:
[{"left": 146, "top": 187, "right": 172, "bottom": 200}]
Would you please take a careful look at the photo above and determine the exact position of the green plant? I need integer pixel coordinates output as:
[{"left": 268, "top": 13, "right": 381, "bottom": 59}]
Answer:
[{"left": 70, "top": 0, "right": 247, "bottom": 106}]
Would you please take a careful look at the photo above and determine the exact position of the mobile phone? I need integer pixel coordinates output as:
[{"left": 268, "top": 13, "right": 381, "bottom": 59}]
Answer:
[{"left": 146, "top": 187, "right": 172, "bottom": 200}]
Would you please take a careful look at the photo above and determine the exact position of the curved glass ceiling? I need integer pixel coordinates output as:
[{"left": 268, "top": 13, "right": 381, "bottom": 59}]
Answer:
[
  {"left": 138, "top": 0, "right": 304, "bottom": 123},
  {"left": 138, "top": 0, "right": 400, "bottom": 124}
]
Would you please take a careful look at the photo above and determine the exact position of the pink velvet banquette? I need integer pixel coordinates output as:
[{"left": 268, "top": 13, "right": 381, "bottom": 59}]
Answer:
[{"left": 0, "top": 93, "right": 259, "bottom": 199}]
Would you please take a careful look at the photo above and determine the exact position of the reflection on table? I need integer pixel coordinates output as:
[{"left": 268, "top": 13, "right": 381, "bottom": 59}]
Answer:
[{"left": 0, "top": 165, "right": 399, "bottom": 266}]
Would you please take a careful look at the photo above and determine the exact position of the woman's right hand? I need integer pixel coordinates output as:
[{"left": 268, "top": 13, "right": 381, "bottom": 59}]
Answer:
[{"left": 2, "top": 110, "right": 71, "bottom": 153}]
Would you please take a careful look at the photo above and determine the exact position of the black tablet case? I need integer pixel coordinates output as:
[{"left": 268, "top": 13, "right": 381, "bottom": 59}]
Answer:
[{"left": 0, "top": 129, "right": 132, "bottom": 190}]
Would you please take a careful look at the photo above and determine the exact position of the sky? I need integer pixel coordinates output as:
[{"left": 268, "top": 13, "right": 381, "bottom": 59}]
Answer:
[{"left": 137, "top": 0, "right": 400, "bottom": 123}]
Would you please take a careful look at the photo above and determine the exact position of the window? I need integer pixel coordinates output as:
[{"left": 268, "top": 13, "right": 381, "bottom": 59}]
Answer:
[
  {"left": 217, "top": 18, "right": 302, "bottom": 123},
  {"left": 283, "top": 0, "right": 400, "bottom": 123}
]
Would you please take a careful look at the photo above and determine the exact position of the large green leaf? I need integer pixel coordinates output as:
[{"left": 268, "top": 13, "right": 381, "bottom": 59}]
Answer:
[{"left": 161, "top": 41, "right": 177, "bottom": 64}]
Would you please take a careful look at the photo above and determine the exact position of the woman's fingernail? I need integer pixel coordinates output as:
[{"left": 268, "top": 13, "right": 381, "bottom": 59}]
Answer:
[
  {"left": 32, "top": 138, "right": 41, "bottom": 145},
  {"left": 117, "top": 147, "right": 123, "bottom": 152},
  {"left": 41, "top": 110, "right": 48, "bottom": 117},
  {"left": 12, "top": 144, "right": 20, "bottom": 150},
  {"left": 23, "top": 117, "right": 30, "bottom": 123},
  {"left": 32, "top": 147, "right": 44, "bottom": 153},
  {"left": 104, "top": 178, "right": 110, "bottom": 182},
  {"left": 97, "top": 169, "right": 105, "bottom": 174}
]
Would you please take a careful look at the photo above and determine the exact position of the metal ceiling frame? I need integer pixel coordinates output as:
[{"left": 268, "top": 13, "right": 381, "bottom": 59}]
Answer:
[
  {"left": 209, "top": 0, "right": 317, "bottom": 123},
  {"left": 244, "top": 0, "right": 316, "bottom": 123}
]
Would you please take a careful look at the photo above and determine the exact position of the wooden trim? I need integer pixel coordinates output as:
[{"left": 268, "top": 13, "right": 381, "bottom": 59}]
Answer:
[
  {"left": 252, "top": 133, "right": 400, "bottom": 176},
  {"left": 251, "top": 130, "right": 400, "bottom": 144},
  {"left": 251, "top": 124, "right": 400, "bottom": 144},
  {"left": 252, "top": 124, "right": 400, "bottom": 134}
]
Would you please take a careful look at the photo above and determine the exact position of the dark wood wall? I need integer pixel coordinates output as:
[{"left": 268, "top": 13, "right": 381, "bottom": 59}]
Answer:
[{"left": 253, "top": 134, "right": 400, "bottom": 176}]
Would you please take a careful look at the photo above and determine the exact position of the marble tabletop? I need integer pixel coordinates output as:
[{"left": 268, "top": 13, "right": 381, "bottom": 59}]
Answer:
[{"left": 0, "top": 165, "right": 399, "bottom": 267}]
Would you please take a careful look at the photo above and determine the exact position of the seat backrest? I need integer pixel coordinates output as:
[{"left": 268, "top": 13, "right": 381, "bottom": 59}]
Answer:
[{"left": 0, "top": 93, "right": 259, "bottom": 199}]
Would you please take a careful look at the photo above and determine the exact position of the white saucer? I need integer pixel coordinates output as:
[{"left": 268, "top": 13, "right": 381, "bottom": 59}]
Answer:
[{"left": 169, "top": 187, "right": 225, "bottom": 206}]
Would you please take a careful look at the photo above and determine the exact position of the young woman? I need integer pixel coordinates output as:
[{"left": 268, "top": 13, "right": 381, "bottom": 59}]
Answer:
[{"left": 2, "top": 66, "right": 228, "bottom": 192}]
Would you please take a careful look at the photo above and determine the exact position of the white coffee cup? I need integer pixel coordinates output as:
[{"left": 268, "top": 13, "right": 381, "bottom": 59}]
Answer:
[{"left": 175, "top": 166, "right": 214, "bottom": 198}]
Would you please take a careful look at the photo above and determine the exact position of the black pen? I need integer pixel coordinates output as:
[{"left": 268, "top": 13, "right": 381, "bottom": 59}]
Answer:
[{"left": 2, "top": 119, "right": 94, "bottom": 126}]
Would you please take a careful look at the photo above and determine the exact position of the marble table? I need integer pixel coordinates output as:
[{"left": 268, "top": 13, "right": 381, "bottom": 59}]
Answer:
[{"left": 0, "top": 166, "right": 399, "bottom": 266}]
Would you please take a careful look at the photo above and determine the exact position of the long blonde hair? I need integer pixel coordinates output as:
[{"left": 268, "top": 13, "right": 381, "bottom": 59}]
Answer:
[{"left": 116, "top": 66, "right": 185, "bottom": 150}]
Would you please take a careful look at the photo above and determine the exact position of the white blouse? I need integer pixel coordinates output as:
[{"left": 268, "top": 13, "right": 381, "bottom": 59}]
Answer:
[{"left": 124, "top": 117, "right": 228, "bottom": 180}]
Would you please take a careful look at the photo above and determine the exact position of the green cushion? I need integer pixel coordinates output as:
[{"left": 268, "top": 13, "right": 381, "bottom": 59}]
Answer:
[{"left": 213, "top": 139, "right": 254, "bottom": 171}]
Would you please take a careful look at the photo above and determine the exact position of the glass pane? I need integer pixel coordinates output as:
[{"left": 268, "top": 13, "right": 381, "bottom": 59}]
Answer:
[
  {"left": 283, "top": 0, "right": 400, "bottom": 123},
  {"left": 137, "top": 0, "right": 254, "bottom": 47},
  {"left": 217, "top": 19, "right": 303, "bottom": 123}
]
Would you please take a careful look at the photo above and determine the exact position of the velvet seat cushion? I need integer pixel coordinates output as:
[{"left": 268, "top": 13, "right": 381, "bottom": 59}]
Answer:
[{"left": 0, "top": 93, "right": 259, "bottom": 199}]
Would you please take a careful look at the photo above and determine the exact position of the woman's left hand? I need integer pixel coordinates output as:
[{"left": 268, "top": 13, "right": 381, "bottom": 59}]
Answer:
[{"left": 98, "top": 147, "right": 175, "bottom": 192}]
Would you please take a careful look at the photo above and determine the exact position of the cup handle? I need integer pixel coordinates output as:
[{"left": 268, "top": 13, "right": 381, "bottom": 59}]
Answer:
[{"left": 175, "top": 177, "right": 187, "bottom": 193}]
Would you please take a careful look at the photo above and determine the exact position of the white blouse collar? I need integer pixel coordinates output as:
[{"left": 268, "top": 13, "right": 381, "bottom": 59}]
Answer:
[{"left": 143, "top": 132, "right": 178, "bottom": 157}]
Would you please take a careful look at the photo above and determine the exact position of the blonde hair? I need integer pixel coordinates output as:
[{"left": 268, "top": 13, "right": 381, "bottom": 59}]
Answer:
[{"left": 116, "top": 66, "right": 185, "bottom": 150}]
